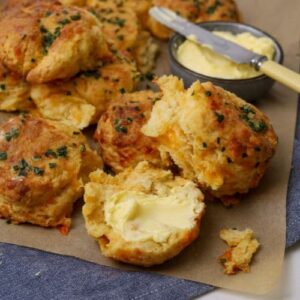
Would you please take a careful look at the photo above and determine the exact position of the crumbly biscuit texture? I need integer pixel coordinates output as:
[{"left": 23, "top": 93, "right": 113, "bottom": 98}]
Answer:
[
  {"left": 83, "top": 161, "right": 205, "bottom": 266},
  {"left": 219, "top": 228, "right": 260, "bottom": 275},
  {"left": 30, "top": 53, "right": 138, "bottom": 129}
]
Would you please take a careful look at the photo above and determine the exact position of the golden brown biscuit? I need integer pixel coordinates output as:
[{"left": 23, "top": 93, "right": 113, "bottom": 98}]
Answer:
[
  {"left": 0, "top": 1, "right": 110, "bottom": 83},
  {"left": 219, "top": 228, "right": 260, "bottom": 275},
  {"left": 95, "top": 90, "right": 162, "bottom": 173},
  {"left": 142, "top": 76, "right": 278, "bottom": 199},
  {"left": 0, "top": 63, "right": 33, "bottom": 112},
  {"left": 87, "top": 0, "right": 158, "bottom": 72},
  {"left": 146, "top": 0, "right": 240, "bottom": 39},
  {"left": 30, "top": 53, "right": 138, "bottom": 129},
  {"left": 83, "top": 161, "right": 205, "bottom": 267},
  {"left": 0, "top": 114, "right": 102, "bottom": 231},
  {"left": 59, "top": 0, "right": 87, "bottom": 6}
]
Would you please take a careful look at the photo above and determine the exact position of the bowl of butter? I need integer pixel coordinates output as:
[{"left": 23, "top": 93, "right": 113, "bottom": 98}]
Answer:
[{"left": 168, "top": 22, "right": 284, "bottom": 101}]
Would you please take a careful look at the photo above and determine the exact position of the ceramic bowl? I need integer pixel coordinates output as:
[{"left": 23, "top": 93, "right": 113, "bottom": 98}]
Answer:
[{"left": 168, "top": 21, "right": 284, "bottom": 101}]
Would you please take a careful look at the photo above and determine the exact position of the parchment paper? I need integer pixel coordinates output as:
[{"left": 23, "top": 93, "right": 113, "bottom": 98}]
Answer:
[{"left": 0, "top": 0, "right": 299, "bottom": 295}]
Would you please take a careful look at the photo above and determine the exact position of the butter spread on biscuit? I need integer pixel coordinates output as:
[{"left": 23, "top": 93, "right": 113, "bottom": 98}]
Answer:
[
  {"left": 177, "top": 31, "right": 275, "bottom": 79},
  {"left": 104, "top": 183, "right": 204, "bottom": 243}
]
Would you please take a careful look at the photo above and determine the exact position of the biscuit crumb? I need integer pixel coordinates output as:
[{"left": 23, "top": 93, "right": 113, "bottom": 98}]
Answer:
[{"left": 219, "top": 228, "right": 260, "bottom": 275}]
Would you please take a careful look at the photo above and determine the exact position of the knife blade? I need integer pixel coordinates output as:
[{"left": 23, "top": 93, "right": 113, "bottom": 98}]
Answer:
[{"left": 149, "top": 6, "right": 266, "bottom": 68}]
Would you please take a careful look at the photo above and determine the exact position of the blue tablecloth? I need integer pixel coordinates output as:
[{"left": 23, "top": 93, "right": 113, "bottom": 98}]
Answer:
[{"left": 0, "top": 102, "right": 299, "bottom": 300}]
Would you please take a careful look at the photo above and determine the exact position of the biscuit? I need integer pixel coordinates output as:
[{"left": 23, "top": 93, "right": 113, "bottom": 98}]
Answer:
[
  {"left": 83, "top": 161, "right": 205, "bottom": 266},
  {"left": 0, "top": 1, "right": 110, "bottom": 83},
  {"left": 0, "top": 114, "right": 102, "bottom": 231},
  {"left": 219, "top": 228, "right": 260, "bottom": 274},
  {"left": 146, "top": 0, "right": 240, "bottom": 39},
  {"left": 87, "top": 0, "right": 158, "bottom": 72},
  {"left": 95, "top": 90, "right": 163, "bottom": 172},
  {"left": 30, "top": 53, "right": 138, "bottom": 129},
  {"left": 142, "top": 76, "right": 278, "bottom": 199}
]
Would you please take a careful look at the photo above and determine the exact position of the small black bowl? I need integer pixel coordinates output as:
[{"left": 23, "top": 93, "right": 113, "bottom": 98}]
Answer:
[{"left": 168, "top": 22, "right": 284, "bottom": 101}]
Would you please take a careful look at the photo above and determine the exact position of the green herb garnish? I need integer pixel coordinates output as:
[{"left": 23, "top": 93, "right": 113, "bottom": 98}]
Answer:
[
  {"left": 119, "top": 88, "right": 126, "bottom": 94},
  {"left": 4, "top": 128, "right": 19, "bottom": 142},
  {"left": 110, "top": 17, "right": 125, "bottom": 27},
  {"left": 80, "top": 70, "right": 101, "bottom": 79},
  {"left": 56, "top": 146, "right": 68, "bottom": 158},
  {"left": 70, "top": 13, "right": 81, "bottom": 21},
  {"left": 49, "top": 162, "right": 57, "bottom": 169},
  {"left": 80, "top": 144, "right": 86, "bottom": 153},
  {"left": 0, "top": 151, "right": 7, "bottom": 160},
  {"left": 32, "top": 155, "right": 42, "bottom": 161},
  {"left": 58, "top": 18, "right": 71, "bottom": 25},
  {"left": 215, "top": 112, "right": 225, "bottom": 123},
  {"left": 45, "top": 149, "right": 57, "bottom": 158},
  {"left": 33, "top": 167, "right": 44, "bottom": 176}
]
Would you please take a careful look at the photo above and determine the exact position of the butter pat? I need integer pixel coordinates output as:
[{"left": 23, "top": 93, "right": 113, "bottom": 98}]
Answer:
[
  {"left": 104, "top": 183, "right": 204, "bottom": 243},
  {"left": 177, "top": 31, "right": 275, "bottom": 79}
]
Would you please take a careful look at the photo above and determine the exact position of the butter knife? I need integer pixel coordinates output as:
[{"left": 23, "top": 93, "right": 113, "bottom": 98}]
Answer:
[{"left": 150, "top": 7, "right": 300, "bottom": 94}]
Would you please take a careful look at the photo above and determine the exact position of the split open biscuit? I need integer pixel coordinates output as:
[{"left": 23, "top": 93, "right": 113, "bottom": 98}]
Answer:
[
  {"left": 142, "top": 76, "right": 278, "bottom": 199},
  {"left": 83, "top": 161, "right": 205, "bottom": 267}
]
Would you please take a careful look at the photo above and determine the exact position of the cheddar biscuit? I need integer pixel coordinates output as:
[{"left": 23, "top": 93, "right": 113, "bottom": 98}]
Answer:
[
  {"left": 83, "top": 161, "right": 205, "bottom": 267},
  {"left": 0, "top": 114, "right": 102, "bottom": 230},
  {"left": 142, "top": 76, "right": 277, "bottom": 199},
  {"left": 146, "top": 0, "right": 240, "bottom": 39},
  {"left": 87, "top": 0, "right": 158, "bottom": 72},
  {"left": 0, "top": 0, "right": 110, "bottom": 83},
  {"left": 95, "top": 90, "right": 162, "bottom": 172}
]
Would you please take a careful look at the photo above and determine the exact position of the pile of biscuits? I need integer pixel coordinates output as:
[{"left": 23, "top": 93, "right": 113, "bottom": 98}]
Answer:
[{"left": 0, "top": 0, "right": 277, "bottom": 268}]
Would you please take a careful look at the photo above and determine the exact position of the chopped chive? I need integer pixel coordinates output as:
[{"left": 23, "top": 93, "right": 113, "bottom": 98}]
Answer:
[
  {"left": 33, "top": 167, "right": 44, "bottom": 176},
  {"left": 56, "top": 146, "right": 68, "bottom": 158},
  {"left": 215, "top": 112, "right": 225, "bottom": 123},
  {"left": 0, "top": 151, "right": 7, "bottom": 160},
  {"left": 49, "top": 162, "right": 57, "bottom": 169},
  {"left": 45, "top": 149, "right": 57, "bottom": 158},
  {"left": 4, "top": 128, "right": 19, "bottom": 142}
]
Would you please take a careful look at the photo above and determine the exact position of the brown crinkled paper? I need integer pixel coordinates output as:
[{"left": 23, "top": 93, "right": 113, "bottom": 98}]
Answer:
[{"left": 0, "top": 0, "right": 299, "bottom": 294}]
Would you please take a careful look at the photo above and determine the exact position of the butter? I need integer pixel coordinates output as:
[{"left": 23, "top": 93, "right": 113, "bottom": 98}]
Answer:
[
  {"left": 177, "top": 31, "right": 275, "bottom": 79},
  {"left": 104, "top": 183, "right": 204, "bottom": 243}
]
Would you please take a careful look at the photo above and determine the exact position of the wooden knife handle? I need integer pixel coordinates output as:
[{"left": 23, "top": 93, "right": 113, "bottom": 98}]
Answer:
[{"left": 260, "top": 60, "right": 300, "bottom": 93}]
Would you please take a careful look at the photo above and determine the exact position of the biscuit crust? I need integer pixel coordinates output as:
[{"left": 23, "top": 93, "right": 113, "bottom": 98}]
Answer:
[
  {"left": 0, "top": 0, "right": 110, "bottom": 83},
  {"left": 0, "top": 114, "right": 102, "bottom": 229},
  {"left": 95, "top": 91, "right": 162, "bottom": 172}
]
